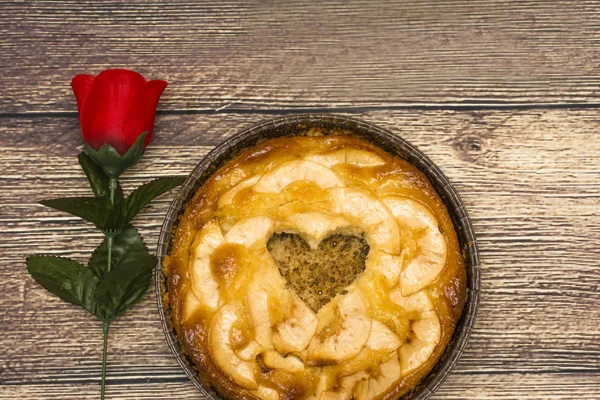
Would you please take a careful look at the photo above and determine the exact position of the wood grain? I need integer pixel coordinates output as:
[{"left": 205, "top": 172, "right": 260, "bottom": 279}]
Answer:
[
  {"left": 3, "top": 0, "right": 600, "bottom": 397},
  {"left": 1, "top": 374, "right": 600, "bottom": 400},
  {"left": 2, "top": 0, "right": 600, "bottom": 114},
  {"left": 1, "top": 111, "right": 599, "bottom": 399}
]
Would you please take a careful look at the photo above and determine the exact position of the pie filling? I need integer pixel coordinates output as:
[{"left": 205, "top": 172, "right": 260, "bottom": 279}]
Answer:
[{"left": 164, "top": 131, "right": 466, "bottom": 400}]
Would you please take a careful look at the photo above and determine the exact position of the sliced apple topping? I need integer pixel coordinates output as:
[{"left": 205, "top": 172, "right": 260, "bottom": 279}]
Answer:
[
  {"left": 308, "top": 289, "right": 372, "bottom": 364},
  {"left": 189, "top": 219, "right": 225, "bottom": 310},
  {"left": 262, "top": 351, "right": 305, "bottom": 373},
  {"left": 382, "top": 196, "right": 447, "bottom": 295},
  {"left": 254, "top": 160, "right": 342, "bottom": 194},
  {"left": 328, "top": 187, "right": 400, "bottom": 253},
  {"left": 218, "top": 175, "right": 261, "bottom": 208},
  {"left": 247, "top": 264, "right": 287, "bottom": 348},
  {"left": 272, "top": 292, "right": 318, "bottom": 353},
  {"left": 366, "top": 320, "right": 402, "bottom": 353},
  {"left": 208, "top": 304, "right": 258, "bottom": 389},
  {"left": 365, "top": 249, "right": 404, "bottom": 288},
  {"left": 334, "top": 318, "right": 402, "bottom": 378},
  {"left": 354, "top": 353, "right": 402, "bottom": 400},
  {"left": 389, "top": 290, "right": 442, "bottom": 375},
  {"left": 284, "top": 211, "right": 350, "bottom": 249},
  {"left": 319, "top": 372, "right": 368, "bottom": 400},
  {"left": 306, "top": 149, "right": 385, "bottom": 168},
  {"left": 236, "top": 340, "right": 263, "bottom": 361},
  {"left": 251, "top": 385, "right": 280, "bottom": 400},
  {"left": 225, "top": 215, "right": 275, "bottom": 248}
]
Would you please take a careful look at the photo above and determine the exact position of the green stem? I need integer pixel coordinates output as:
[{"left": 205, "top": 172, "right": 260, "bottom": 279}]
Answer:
[
  {"left": 108, "top": 178, "right": 117, "bottom": 206},
  {"left": 101, "top": 320, "right": 110, "bottom": 400},
  {"left": 101, "top": 179, "right": 117, "bottom": 399},
  {"left": 106, "top": 235, "right": 113, "bottom": 272}
]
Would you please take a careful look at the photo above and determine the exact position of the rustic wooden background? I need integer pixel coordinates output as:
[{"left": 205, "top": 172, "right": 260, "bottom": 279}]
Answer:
[{"left": 1, "top": 1, "right": 599, "bottom": 399}]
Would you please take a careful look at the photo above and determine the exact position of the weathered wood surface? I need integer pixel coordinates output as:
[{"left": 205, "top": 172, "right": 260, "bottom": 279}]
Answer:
[
  {"left": 1, "top": 0, "right": 600, "bottom": 398},
  {"left": 2, "top": 0, "right": 600, "bottom": 114},
  {"left": 1, "top": 111, "right": 599, "bottom": 399}
]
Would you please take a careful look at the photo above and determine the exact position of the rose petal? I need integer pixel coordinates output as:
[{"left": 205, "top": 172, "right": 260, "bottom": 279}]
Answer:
[
  {"left": 71, "top": 74, "right": 95, "bottom": 114},
  {"left": 80, "top": 69, "right": 146, "bottom": 154},
  {"left": 123, "top": 79, "right": 168, "bottom": 149}
]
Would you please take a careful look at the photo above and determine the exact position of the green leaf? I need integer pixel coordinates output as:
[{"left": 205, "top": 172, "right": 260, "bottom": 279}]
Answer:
[
  {"left": 40, "top": 194, "right": 128, "bottom": 231},
  {"left": 89, "top": 225, "right": 149, "bottom": 279},
  {"left": 121, "top": 176, "right": 185, "bottom": 224},
  {"left": 93, "top": 254, "right": 156, "bottom": 320},
  {"left": 41, "top": 174, "right": 182, "bottom": 231},
  {"left": 78, "top": 152, "right": 110, "bottom": 197},
  {"left": 40, "top": 196, "right": 114, "bottom": 229},
  {"left": 78, "top": 152, "right": 125, "bottom": 202},
  {"left": 113, "top": 182, "right": 124, "bottom": 205},
  {"left": 26, "top": 256, "right": 99, "bottom": 314},
  {"left": 84, "top": 132, "right": 147, "bottom": 179}
]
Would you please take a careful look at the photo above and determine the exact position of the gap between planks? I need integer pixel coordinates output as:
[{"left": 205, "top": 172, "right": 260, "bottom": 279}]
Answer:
[{"left": 2, "top": 102, "right": 600, "bottom": 120}]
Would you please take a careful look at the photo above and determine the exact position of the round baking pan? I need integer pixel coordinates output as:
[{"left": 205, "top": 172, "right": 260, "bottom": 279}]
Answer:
[{"left": 156, "top": 114, "right": 480, "bottom": 400}]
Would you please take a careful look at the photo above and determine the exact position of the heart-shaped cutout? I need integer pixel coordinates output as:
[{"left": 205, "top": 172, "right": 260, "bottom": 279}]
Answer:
[{"left": 267, "top": 232, "right": 370, "bottom": 313}]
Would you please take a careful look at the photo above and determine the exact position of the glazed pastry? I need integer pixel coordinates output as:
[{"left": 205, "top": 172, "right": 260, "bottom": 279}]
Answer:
[{"left": 164, "top": 130, "right": 466, "bottom": 400}]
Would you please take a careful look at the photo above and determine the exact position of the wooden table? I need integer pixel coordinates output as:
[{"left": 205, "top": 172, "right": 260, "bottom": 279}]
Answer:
[{"left": 1, "top": 1, "right": 599, "bottom": 399}]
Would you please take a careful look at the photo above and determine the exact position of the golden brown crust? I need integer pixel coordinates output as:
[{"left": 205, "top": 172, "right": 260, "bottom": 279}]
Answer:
[{"left": 164, "top": 131, "right": 466, "bottom": 400}]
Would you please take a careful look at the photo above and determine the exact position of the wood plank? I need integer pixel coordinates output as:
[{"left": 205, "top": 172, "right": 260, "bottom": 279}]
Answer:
[
  {"left": 1, "top": 373, "right": 600, "bottom": 400},
  {"left": 1, "top": 111, "right": 599, "bottom": 398},
  {"left": 3, "top": 1, "right": 600, "bottom": 114},
  {"left": 0, "top": 371, "right": 599, "bottom": 400}
]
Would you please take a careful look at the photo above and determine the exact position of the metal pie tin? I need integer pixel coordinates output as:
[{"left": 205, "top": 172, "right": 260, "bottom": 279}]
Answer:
[{"left": 156, "top": 114, "right": 480, "bottom": 400}]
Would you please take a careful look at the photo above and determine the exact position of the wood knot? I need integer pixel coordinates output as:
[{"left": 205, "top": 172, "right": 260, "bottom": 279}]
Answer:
[{"left": 453, "top": 135, "right": 486, "bottom": 163}]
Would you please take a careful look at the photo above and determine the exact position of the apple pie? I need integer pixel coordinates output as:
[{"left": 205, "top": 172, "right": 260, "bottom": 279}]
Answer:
[{"left": 163, "top": 130, "right": 466, "bottom": 400}]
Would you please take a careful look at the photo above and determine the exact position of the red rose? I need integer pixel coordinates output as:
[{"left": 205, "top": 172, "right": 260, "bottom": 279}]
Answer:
[{"left": 71, "top": 69, "right": 167, "bottom": 155}]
